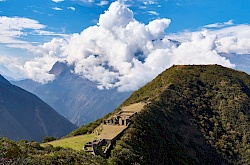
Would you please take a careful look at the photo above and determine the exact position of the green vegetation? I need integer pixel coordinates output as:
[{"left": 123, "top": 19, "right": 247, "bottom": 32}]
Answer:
[
  {"left": 44, "top": 134, "right": 96, "bottom": 151},
  {"left": 2, "top": 65, "right": 250, "bottom": 164},
  {"left": 109, "top": 65, "right": 250, "bottom": 164},
  {"left": 0, "top": 137, "right": 107, "bottom": 165},
  {"left": 42, "top": 136, "right": 58, "bottom": 143},
  {"left": 65, "top": 119, "right": 102, "bottom": 137}
]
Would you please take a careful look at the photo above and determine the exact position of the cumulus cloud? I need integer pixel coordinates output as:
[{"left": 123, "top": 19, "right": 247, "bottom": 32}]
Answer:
[
  {"left": 168, "top": 24, "right": 250, "bottom": 55},
  {"left": 2, "top": 1, "right": 250, "bottom": 92},
  {"left": 212, "top": 25, "right": 250, "bottom": 54},
  {"left": 23, "top": 56, "right": 56, "bottom": 83},
  {"left": 0, "top": 54, "right": 57, "bottom": 83},
  {"left": 22, "top": 1, "right": 233, "bottom": 90},
  {"left": 98, "top": 1, "right": 135, "bottom": 29}
]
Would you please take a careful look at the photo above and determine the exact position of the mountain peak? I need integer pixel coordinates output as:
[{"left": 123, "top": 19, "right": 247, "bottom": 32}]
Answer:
[
  {"left": 111, "top": 64, "right": 250, "bottom": 164},
  {"left": 49, "top": 61, "right": 70, "bottom": 76}
]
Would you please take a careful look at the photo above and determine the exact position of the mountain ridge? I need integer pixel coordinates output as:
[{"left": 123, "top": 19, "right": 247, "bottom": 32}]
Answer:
[
  {"left": 0, "top": 75, "right": 77, "bottom": 142},
  {"left": 12, "top": 62, "right": 131, "bottom": 126},
  {"left": 0, "top": 74, "right": 11, "bottom": 85},
  {"left": 1, "top": 65, "right": 250, "bottom": 164},
  {"left": 109, "top": 65, "right": 250, "bottom": 164}
]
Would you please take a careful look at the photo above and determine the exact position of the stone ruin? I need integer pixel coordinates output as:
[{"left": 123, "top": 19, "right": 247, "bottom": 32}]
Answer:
[
  {"left": 83, "top": 102, "right": 148, "bottom": 157},
  {"left": 83, "top": 139, "right": 110, "bottom": 157},
  {"left": 83, "top": 111, "right": 138, "bottom": 157},
  {"left": 103, "top": 111, "right": 137, "bottom": 126}
]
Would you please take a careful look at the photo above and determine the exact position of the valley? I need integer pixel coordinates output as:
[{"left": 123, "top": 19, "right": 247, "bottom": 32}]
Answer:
[
  {"left": 2, "top": 65, "right": 250, "bottom": 164},
  {"left": 1, "top": 0, "right": 250, "bottom": 164},
  {"left": 12, "top": 62, "right": 130, "bottom": 126},
  {"left": 0, "top": 75, "right": 77, "bottom": 142}
]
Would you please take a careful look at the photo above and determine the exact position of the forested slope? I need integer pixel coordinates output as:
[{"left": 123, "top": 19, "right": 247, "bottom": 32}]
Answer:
[{"left": 110, "top": 65, "right": 250, "bottom": 164}]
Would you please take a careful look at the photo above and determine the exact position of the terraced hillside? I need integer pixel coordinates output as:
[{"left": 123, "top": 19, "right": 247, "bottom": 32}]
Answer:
[{"left": 46, "top": 103, "right": 146, "bottom": 154}]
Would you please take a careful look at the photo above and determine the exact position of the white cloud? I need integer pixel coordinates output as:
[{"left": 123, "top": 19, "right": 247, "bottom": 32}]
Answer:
[
  {"left": 52, "top": 7, "right": 63, "bottom": 10},
  {"left": 52, "top": 0, "right": 64, "bottom": 2},
  {"left": 18, "top": 1, "right": 233, "bottom": 90},
  {"left": 0, "top": 16, "right": 68, "bottom": 82},
  {"left": 139, "top": 6, "right": 147, "bottom": 9},
  {"left": 171, "top": 33, "right": 233, "bottom": 66},
  {"left": 143, "top": 1, "right": 157, "bottom": 5},
  {"left": 0, "top": 16, "right": 45, "bottom": 44},
  {"left": 148, "top": 11, "right": 159, "bottom": 16},
  {"left": 0, "top": 55, "right": 56, "bottom": 83},
  {"left": 212, "top": 25, "right": 250, "bottom": 54},
  {"left": 96, "top": 1, "right": 109, "bottom": 6},
  {"left": 23, "top": 56, "right": 56, "bottom": 83},
  {"left": 0, "top": 16, "right": 68, "bottom": 53},
  {"left": 2, "top": 1, "right": 250, "bottom": 92},
  {"left": 72, "top": 0, "right": 94, "bottom": 3},
  {"left": 67, "top": 6, "right": 76, "bottom": 11},
  {"left": 0, "top": 56, "right": 26, "bottom": 77},
  {"left": 98, "top": 1, "right": 134, "bottom": 29},
  {"left": 204, "top": 20, "right": 234, "bottom": 28}
]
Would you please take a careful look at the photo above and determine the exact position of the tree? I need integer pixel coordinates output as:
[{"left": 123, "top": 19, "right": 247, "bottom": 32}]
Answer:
[{"left": 42, "top": 136, "right": 58, "bottom": 143}]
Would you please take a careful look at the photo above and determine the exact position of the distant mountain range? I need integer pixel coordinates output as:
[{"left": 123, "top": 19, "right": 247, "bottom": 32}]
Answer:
[
  {"left": 12, "top": 62, "right": 131, "bottom": 126},
  {"left": 0, "top": 74, "right": 77, "bottom": 142},
  {"left": 11, "top": 54, "right": 250, "bottom": 127}
]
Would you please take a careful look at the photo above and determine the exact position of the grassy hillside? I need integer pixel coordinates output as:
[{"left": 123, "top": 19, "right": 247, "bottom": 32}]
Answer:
[
  {"left": 109, "top": 65, "right": 250, "bottom": 164},
  {"left": 0, "top": 137, "right": 107, "bottom": 165},
  {"left": 2, "top": 65, "right": 250, "bottom": 164},
  {"left": 43, "top": 134, "right": 96, "bottom": 151}
]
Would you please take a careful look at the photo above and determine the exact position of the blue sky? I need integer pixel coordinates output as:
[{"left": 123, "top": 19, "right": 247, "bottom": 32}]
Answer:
[
  {"left": 1, "top": 0, "right": 250, "bottom": 34},
  {"left": 0, "top": 0, "right": 250, "bottom": 91}
]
